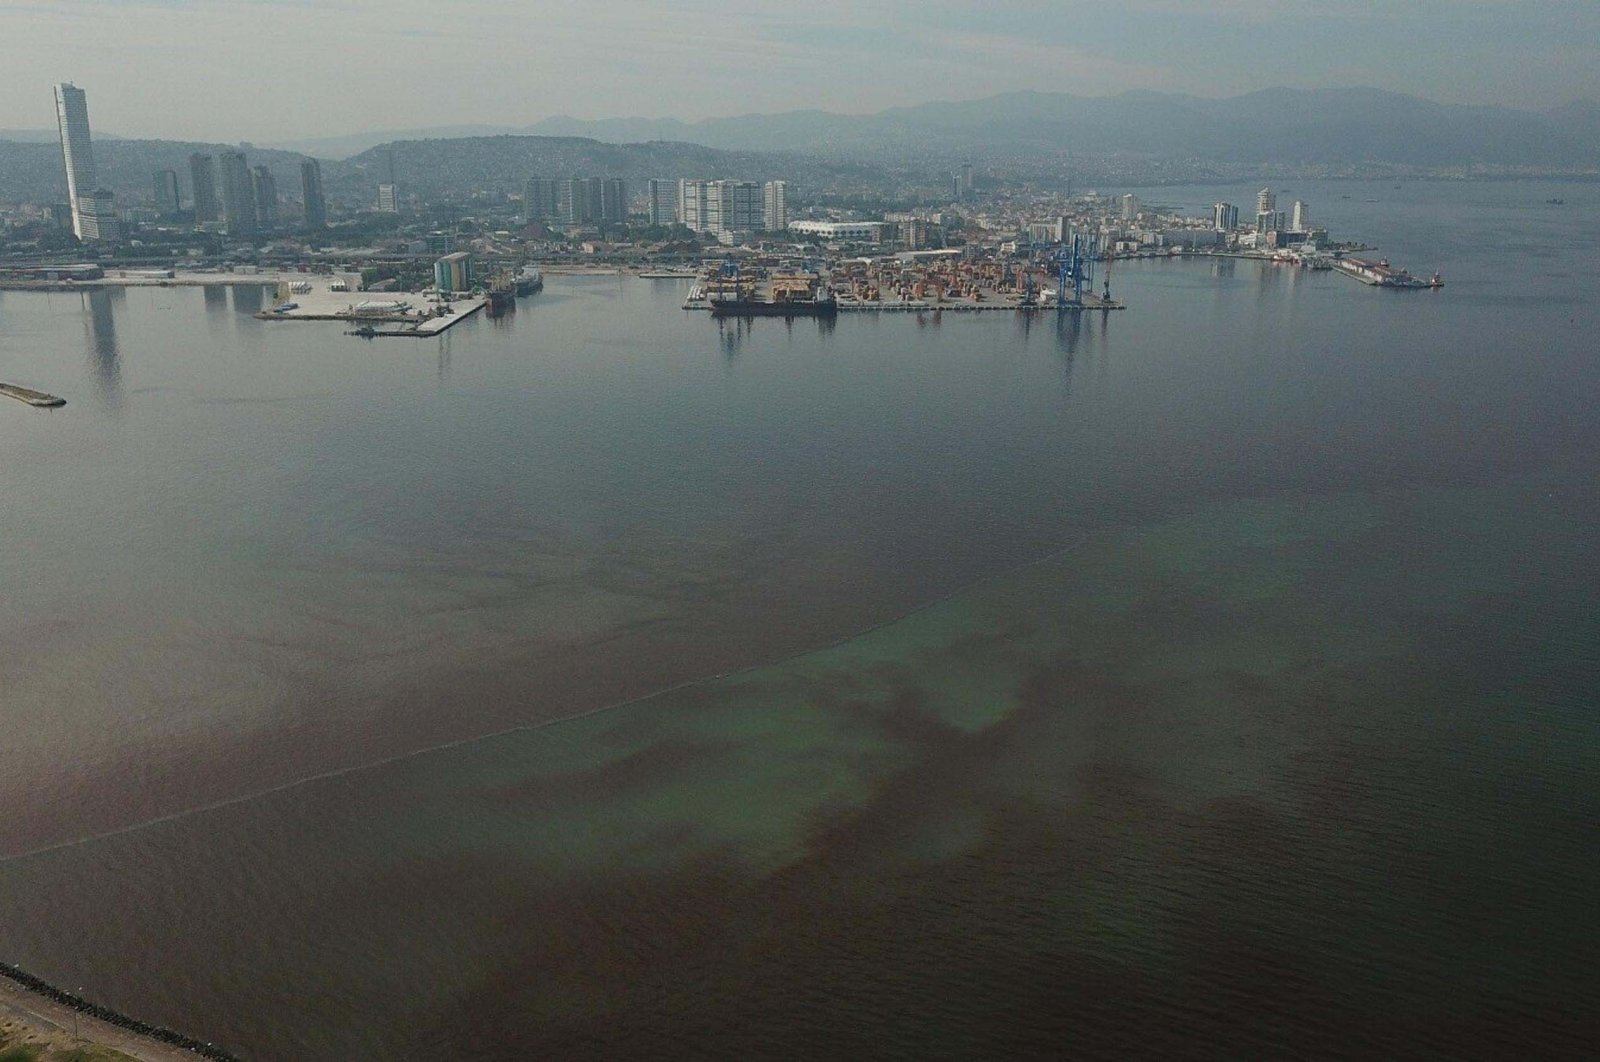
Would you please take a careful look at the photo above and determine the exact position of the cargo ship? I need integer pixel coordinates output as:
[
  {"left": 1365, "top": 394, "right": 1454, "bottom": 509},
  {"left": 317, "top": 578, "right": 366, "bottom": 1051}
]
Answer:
[{"left": 709, "top": 272, "right": 837, "bottom": 317}]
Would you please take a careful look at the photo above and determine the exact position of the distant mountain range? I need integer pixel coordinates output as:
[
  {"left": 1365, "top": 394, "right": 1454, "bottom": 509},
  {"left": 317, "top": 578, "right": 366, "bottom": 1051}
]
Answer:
[
  {"left": 2, "top": 88, "right": 1595, "bottom": 207},
  {"left": 0, "top": 134, "right": 880, "bottom": 207},
  {"left": 255, "top": 88, "right": 1600, "bottom": 170}
]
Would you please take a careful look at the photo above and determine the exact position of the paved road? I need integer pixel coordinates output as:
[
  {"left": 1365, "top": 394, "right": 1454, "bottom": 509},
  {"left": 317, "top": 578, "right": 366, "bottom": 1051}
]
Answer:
[{"left": 0, "top": 977, "right": 204, "bottom": 1061}]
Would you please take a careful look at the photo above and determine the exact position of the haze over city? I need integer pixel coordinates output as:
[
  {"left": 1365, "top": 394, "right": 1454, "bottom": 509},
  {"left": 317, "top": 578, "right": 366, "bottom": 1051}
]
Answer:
[
  {"left": 3, "top": 0, "right": 1598, "bottom": 142},
  {"left": 3, "top": 2, "right": 1599, "bottom": 1060}
]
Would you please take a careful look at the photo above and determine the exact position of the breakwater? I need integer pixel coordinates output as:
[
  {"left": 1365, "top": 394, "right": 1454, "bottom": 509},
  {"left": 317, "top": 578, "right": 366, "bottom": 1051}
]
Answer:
[{"left": 0, "top": 962, "right": 239, "bottom": 1060}]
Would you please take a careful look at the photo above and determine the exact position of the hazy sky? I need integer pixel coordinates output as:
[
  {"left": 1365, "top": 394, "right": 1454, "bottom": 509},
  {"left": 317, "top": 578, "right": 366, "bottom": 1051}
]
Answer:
[{"left": 4, "top": 0, "right": 1597, "bottom": 142}]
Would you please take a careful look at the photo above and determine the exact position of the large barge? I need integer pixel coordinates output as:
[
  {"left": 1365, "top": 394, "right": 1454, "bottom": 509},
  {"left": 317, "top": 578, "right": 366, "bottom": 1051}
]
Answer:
[{"left": 1335, "top": 256, "right": 1443, "bottom": 289}]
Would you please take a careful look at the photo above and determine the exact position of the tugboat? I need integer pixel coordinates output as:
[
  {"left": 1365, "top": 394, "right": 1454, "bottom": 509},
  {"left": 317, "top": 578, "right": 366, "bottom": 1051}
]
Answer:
[{"left": 514, "top": 265, "right": 543, "bottom": 296}]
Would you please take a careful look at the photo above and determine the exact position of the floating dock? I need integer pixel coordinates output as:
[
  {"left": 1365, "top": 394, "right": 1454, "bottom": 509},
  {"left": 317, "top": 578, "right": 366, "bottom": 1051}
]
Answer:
[{"left": 0, "top": 383, "right": 66, "bottom": 407}]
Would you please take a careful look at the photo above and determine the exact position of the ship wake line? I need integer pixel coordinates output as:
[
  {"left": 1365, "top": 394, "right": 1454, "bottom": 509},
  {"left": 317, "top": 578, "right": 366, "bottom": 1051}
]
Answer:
[{"left": 1, "top": 531, "right": 1103, "bottom": 866}]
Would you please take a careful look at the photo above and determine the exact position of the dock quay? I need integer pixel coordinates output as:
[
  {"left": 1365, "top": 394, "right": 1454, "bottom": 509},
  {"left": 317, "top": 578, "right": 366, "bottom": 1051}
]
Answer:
[
  {"left": 256, "top": 279, "right": 488, "bottom": 334},
  {"left": 344, "top": 302, "right": 488, "bottom": 338},
  {"left": 0, "top": 383, "right": 66, "bottom": 407}
]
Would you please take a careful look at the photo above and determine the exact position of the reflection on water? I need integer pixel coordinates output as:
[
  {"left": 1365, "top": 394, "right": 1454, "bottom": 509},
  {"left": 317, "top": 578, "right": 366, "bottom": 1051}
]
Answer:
[
  {"left": 230, "top": 284, "right": 264, "bottom": 316},
  {"left": 202, "top": 284, "right": 227, "bottom": 313},
  {"left": 82, "top": 288, "right": 121, "bottom": 405},
  {"left": 716, "top": 314, "right": 750, "bottom": 360}
]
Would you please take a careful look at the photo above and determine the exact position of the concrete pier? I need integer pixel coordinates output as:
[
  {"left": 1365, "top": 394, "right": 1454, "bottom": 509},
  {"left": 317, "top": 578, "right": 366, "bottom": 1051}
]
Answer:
[{"left": 0, "top": 383, "right": 66, "bottom": 407}]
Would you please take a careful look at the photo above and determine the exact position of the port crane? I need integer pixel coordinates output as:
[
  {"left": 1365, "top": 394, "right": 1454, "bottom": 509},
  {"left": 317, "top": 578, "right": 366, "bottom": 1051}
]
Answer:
[{"left": 1053, "top": 233, "right": 1096, "bottom": 310}]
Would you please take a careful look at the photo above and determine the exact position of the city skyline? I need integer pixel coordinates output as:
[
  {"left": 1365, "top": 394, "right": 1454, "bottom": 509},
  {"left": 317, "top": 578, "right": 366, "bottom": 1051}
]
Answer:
[{"left": 3, "top": 1, "right": 1597, "bottom": 143}]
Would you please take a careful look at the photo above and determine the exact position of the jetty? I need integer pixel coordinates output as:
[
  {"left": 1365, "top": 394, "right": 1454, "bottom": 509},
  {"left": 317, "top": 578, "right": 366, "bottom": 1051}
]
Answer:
[{"left": 0, "top": 383, "right": 65, "bottom": 408}]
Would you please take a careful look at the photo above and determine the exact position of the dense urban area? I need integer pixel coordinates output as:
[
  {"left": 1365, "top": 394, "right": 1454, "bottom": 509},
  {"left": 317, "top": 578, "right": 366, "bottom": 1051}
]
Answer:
[{"left": 0, "top": 82, "right": 1465, "bottom": 328}]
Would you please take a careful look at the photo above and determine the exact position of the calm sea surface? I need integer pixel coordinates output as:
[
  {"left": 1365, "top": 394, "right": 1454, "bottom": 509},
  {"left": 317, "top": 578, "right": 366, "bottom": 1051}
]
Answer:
[{"left": 0, "top": 181, "right": 1596, "bottom": 1058}]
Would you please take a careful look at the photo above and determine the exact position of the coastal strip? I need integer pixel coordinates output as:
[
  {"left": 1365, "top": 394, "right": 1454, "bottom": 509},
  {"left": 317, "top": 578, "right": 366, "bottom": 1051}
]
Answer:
[{"left": 0, "top": 963, "right": 239, "bottom": 1061}]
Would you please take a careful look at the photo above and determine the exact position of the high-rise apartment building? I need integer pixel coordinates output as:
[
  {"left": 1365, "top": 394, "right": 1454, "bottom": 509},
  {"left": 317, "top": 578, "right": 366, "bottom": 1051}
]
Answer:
[
  {"left": 300, "top": 159, "right": 326, "bottom": 228},
  {"left": 54, "top": 82, "right": 110, "bottom": 241},
  {"left": 558, "top": 179, "right": 595, "bottom": 224},
  {"left": 678, "top": 179, "right": 761, "bottom": 235},
  {"left": 762, "top": 180, "right": 788, "bottom": 232},
  {"left": 376, "top": 183, "right": 399, "bottom": 213},
  {"left": 190, "top": 153, "right": 219, "bottom": 224},
  {"left": 710, "top": 181, "right": 761, "bottom": 235},
  {"left": 961, "top": 162, "right": 974, "bottom": 198},
  {"left": 1212, "top": 202, "right": 1239, "bottom": 231},
  {"left": 677, "top": 179, "right": 708, "bottom": 231},
  {"left": 601, "top": 178, "right": 627, "bottom": 223},
  {"left": 217, "top": 150, "right": 258, "bottom": 235},
  {"left": 1256, "top": 188, "right": 1276, "bottom": 216},
  {"left": 251, "top": 165, "right": 278, "bottom": 231},
  {"left": 523, "top": 177, "right": 557, "bottom": 220},
  {"left": 646, "top": 179, "right": 677, "bottom": 226},
  {"left": 1290, "top": 200, "right": 1309, "bottom": 231},
  {"left": 1119, "top": 194, "right": 1141, "bottom": 221},
  {"left": 153, "top": 169, "right": 181, "bottom": 215}
]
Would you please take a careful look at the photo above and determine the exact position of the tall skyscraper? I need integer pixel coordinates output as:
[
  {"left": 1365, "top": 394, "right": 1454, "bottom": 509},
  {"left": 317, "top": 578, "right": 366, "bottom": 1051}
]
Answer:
[
  {"left": 763, "top": 180, "right": 788, "bottom": 232},
  {"left": 523, "top": 177, "right": 557, "bottom": 220},
  {"left": 1256, "top": 187, "right": 1276, "bottom": 216},
  {"left": 961, "top": 162, "right": 974, "bottom": 198},
  {"left": 217, "top": 150, "right": 258, "bottom": 235},
  {"left": 646, "top": 179, "right": 676, "bottom": 226},
  {"left": 79, "top": 189, "right": 119, "bottom": 243},
  {"left": 190, "top": 153, "right": 219, "bottom": 225},
  {"left": 251, "top": 165, "right": 278, "bottom": 231},
  {"left": 376, "top": 183, "right": 399, "bottom": 213},
  {"left": 601, "top": 178, "right": 627, "bottom": 223},
  {"left": 1212, "top": 202, "right": 1239, "bottom": 231},
  {"left": 54, "top": 82, "right": 107, "bottom": 241},
  {"left": 153, "top": 169, "right": 181, "bottom": 215},
  {"left": 300, "top": 159, "right": 326, "bottom": 228},
  {"left": 1290, "top": 200, "right": 1310, "bottom": 231},
  {"left": 1119, "top": 194, "right": 1140, "bottom": 221}
]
